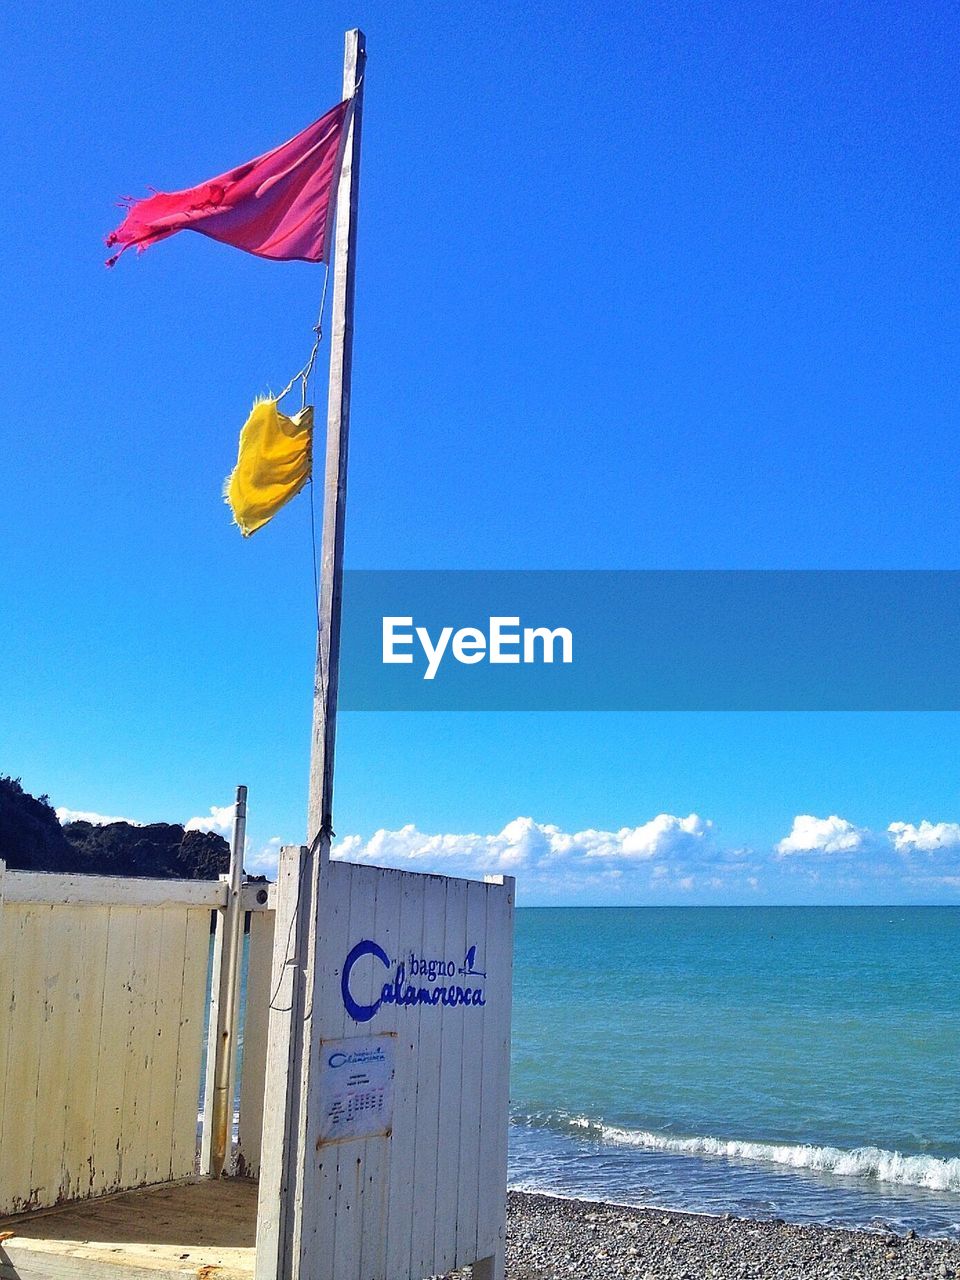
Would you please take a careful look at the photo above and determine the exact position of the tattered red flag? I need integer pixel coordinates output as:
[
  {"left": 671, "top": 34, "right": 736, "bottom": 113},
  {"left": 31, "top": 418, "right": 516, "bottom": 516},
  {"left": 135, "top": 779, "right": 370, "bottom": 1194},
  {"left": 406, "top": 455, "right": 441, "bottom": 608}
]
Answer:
[{"left": 106, "top": 99, "right": 352, "bottom": 267}]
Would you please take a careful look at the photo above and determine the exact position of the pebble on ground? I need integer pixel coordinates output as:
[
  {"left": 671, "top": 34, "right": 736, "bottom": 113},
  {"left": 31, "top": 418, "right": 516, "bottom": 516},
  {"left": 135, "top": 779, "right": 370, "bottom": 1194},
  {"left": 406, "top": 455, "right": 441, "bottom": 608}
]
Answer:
[{"left": 438, "top": 1190, "right": 960, "bottom": 1280}]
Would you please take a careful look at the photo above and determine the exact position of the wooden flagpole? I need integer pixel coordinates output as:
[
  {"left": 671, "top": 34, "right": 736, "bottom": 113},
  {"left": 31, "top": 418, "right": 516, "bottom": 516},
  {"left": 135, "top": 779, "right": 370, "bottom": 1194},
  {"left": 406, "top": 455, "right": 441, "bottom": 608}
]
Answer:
[
  {"left": 251, "top": 31, "right": 366, "bottom": 1280},
  {"left": 307, "top": 27, "right": 366, "bottom": 851}
]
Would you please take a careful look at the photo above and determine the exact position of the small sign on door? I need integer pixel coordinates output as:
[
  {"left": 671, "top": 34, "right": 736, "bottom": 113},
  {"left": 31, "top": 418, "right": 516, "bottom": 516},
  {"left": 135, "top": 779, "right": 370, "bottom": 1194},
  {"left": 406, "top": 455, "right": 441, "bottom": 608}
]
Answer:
[{"left": 318, "top": 1033, "right": 396, "bottom": 1145}]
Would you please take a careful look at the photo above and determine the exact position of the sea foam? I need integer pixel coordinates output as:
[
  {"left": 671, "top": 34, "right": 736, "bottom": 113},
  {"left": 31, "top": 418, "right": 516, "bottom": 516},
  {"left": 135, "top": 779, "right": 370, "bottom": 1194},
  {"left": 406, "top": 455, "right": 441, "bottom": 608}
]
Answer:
[{"left": 514, "top": 1112, "right": 960, "bottom": 1193}]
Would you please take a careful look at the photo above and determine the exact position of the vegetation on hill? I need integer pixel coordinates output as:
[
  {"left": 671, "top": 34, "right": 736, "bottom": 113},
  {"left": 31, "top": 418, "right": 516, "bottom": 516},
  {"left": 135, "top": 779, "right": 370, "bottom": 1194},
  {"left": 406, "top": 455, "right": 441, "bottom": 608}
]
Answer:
[{"left": 0, "top": 776, "right": 230, "bottom": 879}]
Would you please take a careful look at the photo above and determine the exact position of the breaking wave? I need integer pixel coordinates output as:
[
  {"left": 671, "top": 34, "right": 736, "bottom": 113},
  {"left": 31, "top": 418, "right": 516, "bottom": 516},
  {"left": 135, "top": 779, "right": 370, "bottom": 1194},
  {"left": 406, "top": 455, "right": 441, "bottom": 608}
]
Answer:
[{"left": 512, "top": 1111, "right": 960, "bottom": 1194}]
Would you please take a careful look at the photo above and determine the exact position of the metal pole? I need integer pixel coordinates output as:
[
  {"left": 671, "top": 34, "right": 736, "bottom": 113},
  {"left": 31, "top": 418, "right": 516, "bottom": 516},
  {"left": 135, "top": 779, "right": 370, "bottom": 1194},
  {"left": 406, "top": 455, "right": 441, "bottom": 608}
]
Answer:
[
  {"left": 307, "top": 28, "right": 366, "bottom": 852},
  {"left": 208, "top": 783, "right": 246, "bottom": 1177}
]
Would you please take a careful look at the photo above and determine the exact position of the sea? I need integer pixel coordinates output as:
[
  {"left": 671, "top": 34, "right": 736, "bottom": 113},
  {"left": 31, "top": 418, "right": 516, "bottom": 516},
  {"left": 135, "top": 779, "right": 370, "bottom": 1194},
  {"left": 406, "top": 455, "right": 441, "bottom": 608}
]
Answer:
[{"left": 507, "top": 906, "right": 960, "bottom": 1237}]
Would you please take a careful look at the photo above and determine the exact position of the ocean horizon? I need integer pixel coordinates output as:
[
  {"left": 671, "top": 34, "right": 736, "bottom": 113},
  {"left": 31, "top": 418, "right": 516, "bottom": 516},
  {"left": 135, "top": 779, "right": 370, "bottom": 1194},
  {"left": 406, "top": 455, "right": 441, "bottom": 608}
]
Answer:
[{"left": 507, "top": 905, "right": 960, "bottom": 1237}]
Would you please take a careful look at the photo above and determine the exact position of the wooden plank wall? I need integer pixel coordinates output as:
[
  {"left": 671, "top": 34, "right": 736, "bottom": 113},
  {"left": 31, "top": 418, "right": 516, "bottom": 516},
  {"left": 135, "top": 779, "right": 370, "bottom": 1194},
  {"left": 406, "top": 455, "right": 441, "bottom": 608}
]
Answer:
[
  {"left": 273, "top": 860, "right": 514, "bottom": 1280},
  {"left": 235, "top": 908, "right": 276, "bottom": 1178},
  {"left": 0, "top": 869, "right": 212, "bottom": 1215}
]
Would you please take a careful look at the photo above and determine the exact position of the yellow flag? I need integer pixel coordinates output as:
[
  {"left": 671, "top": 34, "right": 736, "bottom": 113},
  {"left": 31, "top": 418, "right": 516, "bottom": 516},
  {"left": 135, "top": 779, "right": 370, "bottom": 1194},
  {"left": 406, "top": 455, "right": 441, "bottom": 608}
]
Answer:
[{"left": 225, "top": 399, "right": 313, "bottom": 536}]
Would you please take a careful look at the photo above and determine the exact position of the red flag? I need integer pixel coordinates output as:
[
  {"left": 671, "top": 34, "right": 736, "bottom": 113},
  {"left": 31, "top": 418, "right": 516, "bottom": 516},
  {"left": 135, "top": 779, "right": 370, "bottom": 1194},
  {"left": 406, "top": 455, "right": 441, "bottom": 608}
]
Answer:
[{"left": 106, "top": 99, "right": 352, "bottom": 267}]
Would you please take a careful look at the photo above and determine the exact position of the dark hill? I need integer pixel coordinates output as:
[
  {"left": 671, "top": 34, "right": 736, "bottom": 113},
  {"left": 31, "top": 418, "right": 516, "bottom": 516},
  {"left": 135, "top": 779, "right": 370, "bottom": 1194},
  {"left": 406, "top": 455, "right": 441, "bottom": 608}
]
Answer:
[
  {"left": 0, "top": 777, "right": 77, "bottom": 872},
  {"left": 62, "top": 820, "right": 229, "bottom": 879},
  {"left": 0, "top": 776, "right": 229, "bottom": 879}
]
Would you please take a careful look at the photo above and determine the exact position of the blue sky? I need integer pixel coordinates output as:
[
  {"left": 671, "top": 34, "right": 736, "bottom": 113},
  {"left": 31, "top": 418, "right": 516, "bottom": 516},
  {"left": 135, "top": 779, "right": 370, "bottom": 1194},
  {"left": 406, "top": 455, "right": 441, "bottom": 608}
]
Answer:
[{"left": 3, "top": 0, "right": 960, "bottom": 902}]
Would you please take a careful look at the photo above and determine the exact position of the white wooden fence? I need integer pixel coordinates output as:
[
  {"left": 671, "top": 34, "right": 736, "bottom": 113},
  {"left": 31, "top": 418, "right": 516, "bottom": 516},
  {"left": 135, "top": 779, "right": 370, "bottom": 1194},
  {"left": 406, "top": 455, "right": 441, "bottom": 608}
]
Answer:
[
  {"left": 256, "top": 853, "right": 515, "bottom": 1280},
  {"left": 0, "top": 862, "right": 276, "bottom": 1216},
  {"left": 0, "top": 854, "right": 515, "bottom": 1280}
]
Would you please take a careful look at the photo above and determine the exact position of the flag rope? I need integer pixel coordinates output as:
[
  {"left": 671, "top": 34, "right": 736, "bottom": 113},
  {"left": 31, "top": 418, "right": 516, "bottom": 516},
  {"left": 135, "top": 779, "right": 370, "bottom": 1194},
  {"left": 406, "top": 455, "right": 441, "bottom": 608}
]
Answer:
[
  {"left": 277, "top": 263, "right": 331, "bottom": 410},
  {"left": 301, "top": 263, "right": 332, "bottom": 634},
  {"left": 266, "top": 257, "right": 336, "bottom": 1015}
]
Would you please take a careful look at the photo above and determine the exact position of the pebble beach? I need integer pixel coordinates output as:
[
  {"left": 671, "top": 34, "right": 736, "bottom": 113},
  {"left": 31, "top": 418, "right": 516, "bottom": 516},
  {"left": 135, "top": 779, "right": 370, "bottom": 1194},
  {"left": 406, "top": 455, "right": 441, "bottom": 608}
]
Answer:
[{"left": 460, "top": 1191, "right": 960, "bottom": 1279}]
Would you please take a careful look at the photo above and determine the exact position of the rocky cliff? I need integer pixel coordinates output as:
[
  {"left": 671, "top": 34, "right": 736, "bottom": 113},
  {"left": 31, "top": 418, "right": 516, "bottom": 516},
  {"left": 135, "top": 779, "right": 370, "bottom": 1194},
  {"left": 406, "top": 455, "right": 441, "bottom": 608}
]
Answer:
[{"left": 0, "top": 776, "right": 229, "bottom": 879}]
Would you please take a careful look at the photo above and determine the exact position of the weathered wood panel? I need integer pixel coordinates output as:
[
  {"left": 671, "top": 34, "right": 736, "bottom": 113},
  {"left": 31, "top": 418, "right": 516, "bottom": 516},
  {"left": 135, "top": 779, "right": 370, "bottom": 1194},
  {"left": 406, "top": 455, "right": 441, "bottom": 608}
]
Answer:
[
  {"left": 29, "top": 902, "right": 81, "bottom": 1208},
  {"left": 60, "top": 906, "right": 110, "bottom": 1202},
  {"left": 3, "top": 871, "right": 224, "bottom": 908},
  {"left": 171, "top": 905, "right": 212, "bottom": 1181},
  {"left": 257, "top": 857, "right": 514, "bottom": 1280},
  {"left": 254, "top": 846, "right": 315, "bottom": 1280},
  {"left": 432, "top": 875, "right": 468, "bottom": 1276},
  {"left": 235, "top": 908, "right": 276, "bottom": 1178},
  {"left": 0, "top": 1177, "right": 258, "bottom": 1280},
  {"left": 144, "top": 909, "right": 191, "bottom": 1185},
  {"left": 2, "top": 904, "right": 50, "bottom": 1210},
  {"left": 455, "top": 878, "right": 488, "bottom": 1265},
  {"left": 0, "top": 884, "right": 212, "bottom": 1215},
  {"left": 476, "top": 878, "right": 515, "bottom": 1276},
  {"left": 383, "top": 870, "right": 427, "bottom": 1280},
  {"left": 89, "top": 905, "right": 139, "bottom": 1197}
]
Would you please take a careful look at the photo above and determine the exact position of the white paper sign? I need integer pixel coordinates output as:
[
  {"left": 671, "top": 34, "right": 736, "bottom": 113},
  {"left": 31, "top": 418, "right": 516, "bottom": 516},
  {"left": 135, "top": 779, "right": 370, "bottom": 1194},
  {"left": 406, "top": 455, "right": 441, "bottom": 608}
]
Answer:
[{"left": 318, "top": 1034, "right": 396, "bottom": 1145}]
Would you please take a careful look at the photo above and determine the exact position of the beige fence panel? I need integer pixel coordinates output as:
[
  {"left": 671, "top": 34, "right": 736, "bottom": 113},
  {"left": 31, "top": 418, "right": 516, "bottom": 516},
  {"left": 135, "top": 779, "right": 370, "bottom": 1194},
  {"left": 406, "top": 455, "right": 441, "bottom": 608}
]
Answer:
[
  {"left": 255, "top": 855, "right": 514, "bottom": 1280},
  {"left": 0, "top": 865, "right": 214, "bottom": 1215}
]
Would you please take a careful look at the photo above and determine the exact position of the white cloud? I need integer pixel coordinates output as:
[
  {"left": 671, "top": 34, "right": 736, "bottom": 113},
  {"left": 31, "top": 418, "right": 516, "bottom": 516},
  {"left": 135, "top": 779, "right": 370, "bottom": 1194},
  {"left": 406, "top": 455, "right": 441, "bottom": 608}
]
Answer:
[
  {"left": 333, "top": 821, "right": 529, "bottom": 876},
  {"left": 56, "top": 807, "right": 140, "bottom": 826},
  {"left": 332, "top": 813, "right": 711, "bottom": 880},
  {"left": 614, "top": 813, "right": 711, "bottom": 860},
  {"left": 146, "top": 806, "right": 960, "bottom": 900},
  {"left": 776, "top": 814, "right": 866, "bottom": 856},
  {"left": 888, "top": 820, "right": 960, "bottom": 854},
  {"left": 185, "top": 803, "right": 235, "bottom": 836},
  {"left": 245, "top": 836, "right": 283, "bottom": 876}
]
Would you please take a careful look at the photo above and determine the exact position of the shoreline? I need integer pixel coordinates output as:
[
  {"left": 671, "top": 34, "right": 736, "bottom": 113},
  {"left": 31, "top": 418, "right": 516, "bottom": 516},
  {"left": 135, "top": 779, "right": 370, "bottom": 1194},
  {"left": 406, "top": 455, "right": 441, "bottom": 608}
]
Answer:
[
  {"left": 462, "top": 1190, "right": 960, "bottom": 1278},
  {"left": 506, "top": 1180, "right": 960, "bottom": 1234}
]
